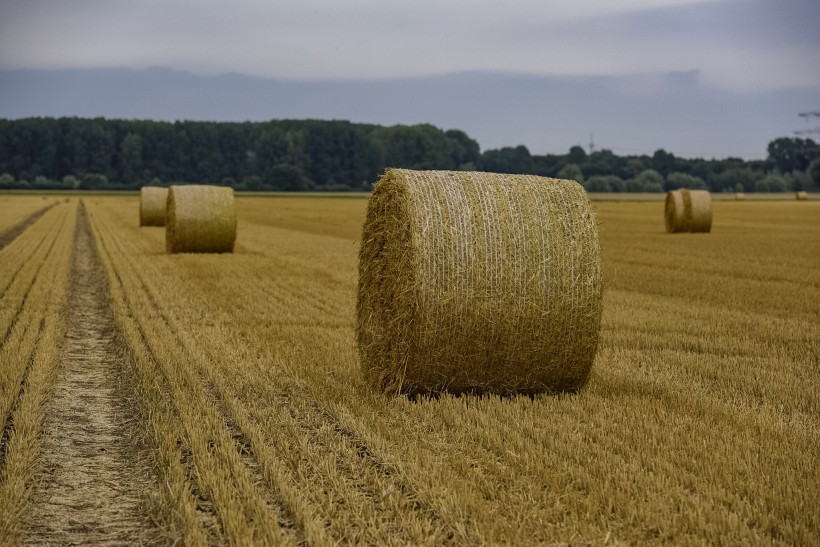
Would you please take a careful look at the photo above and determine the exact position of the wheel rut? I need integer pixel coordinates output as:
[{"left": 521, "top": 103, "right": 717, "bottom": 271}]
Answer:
[
  {"left": 24, "top": 201, "right": 158, "bottom": 545},
  {"left": 0, "top": 201, "right": 58, "bottom": 250}
]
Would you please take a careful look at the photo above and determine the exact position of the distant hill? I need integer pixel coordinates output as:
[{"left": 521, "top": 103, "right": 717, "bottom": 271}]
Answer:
[{"left": 1, "top": 67, "right": 818, "bottom": 159}]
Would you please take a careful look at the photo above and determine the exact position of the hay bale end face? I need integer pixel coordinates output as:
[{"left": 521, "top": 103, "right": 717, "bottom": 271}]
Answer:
[
  {"left": 356, "top": 169, "right": 603, "bottom": 396},
  {"left": 665, "top": 188, "right": 712, "bottom": 233},
  {"left": 796, "top": 191, "right": 808, "bottom": 200},
  {"left": 139, "top": 186, "right": 168, "bottom": 226},
  {"left": 166, "top": 185, "right": 236, "bottom": 253}
]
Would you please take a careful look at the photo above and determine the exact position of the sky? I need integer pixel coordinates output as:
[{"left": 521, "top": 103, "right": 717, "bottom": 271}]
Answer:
[{"left": 1, "top": 0, "right": 819, "bottom": 158}]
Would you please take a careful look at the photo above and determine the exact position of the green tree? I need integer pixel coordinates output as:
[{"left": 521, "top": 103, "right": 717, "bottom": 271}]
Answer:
[
  {"left": 120, "top": 132, "right": 144, "bottom": 184},
  {"left": 808, "top": 157, "right": 820, "bottom": 187},
  {"left": 585, "top": 175, "right": 623, "bottom": 192},
  {"left": 767, "top": 137, "right": 820, "bottom": 173},
  {"left": 666, "top": 172, "right": 706, "bottom": 190},
  {"left": 62, "top": 175, "right": 79, "bottom": 190},
  {"left": 557, "top": 163, "right": 583, "bottom": 183}
]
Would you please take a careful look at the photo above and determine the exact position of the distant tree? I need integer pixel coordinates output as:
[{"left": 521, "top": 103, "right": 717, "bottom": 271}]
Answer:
[
  {"left": 120, "top": 132, "right": 144, "bottom": 184},
  {"left": 767, "top": 137, "right": 820, "bottom": 173},
  {"left": 567, "top": 145, "right": 587, "bottom": 165},
  {"left": 0, "top": 172, "right": 14, "bottom": 188},
  {"left": 783, "top": 170, "right": 814, "bottom": 191},
  {"left": 651, "top": 149, "right": 676, "bottom": 177},
  {"left": 557, "top": 163, "right": 584, "bottom": 183},
  {"left": 150, "top": 176, "right": 163, "bottom": 186},
  {"left": 585, "top": 175, "right": 623, "bottom": 192},
  {"left": 480, "top": 145, "right": 533, "bottom": 174},
  {"left": 714, "top": 167, "right": 761, "bottom": 192},
  {"left": 808, "top": 157, "right": 820, "bottom": 187},
  {"left": 666, "top": 172, "right": 706, "bottom": 190},
  {"left": 268, "top": 164, "right": 312, "bottom": 191},
  {"left": 445, "top": 129, "right": 481, "bottom": 169},
  {"left": 63, "top": 175, "right": 80, "bottom": 190},
  {"left": 80, "top": 172, "right": 108, "bottom": 190},
  {"left": 760, "top": 173, "right": 786, "bottom": 192}
]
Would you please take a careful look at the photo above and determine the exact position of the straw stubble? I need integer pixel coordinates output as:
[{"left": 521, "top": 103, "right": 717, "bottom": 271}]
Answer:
[{"left": 357, "top": 169, "right": 603, "bottom": 396}]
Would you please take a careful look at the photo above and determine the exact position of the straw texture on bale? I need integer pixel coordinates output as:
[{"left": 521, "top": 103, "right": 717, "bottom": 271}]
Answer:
[
  {"left": 735, "top": 192, "right": 745, "bottom": 201},
  {"left": 796, "top": 191, "right": 808, "bottom": 200},
  {"left": 139, "top": 186, "right": 168, "bottom": 226},
  {"left": 166, "top": 185, "right": 236, "bottom": 253},
  {"left": 664, "top": 188, "right": 712, "bottom": 233},
  {"left": 357, "top": 169, "right": 603, "bottom": 396}
]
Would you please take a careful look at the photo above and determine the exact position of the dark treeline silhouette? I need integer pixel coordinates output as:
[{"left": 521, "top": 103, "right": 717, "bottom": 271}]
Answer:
[{"left": 1, "top": 117, "right": 818, "bottom": 192}]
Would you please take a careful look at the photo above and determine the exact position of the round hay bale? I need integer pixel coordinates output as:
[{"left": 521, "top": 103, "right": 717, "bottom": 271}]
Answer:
[
  {"left": 664, "top": 188, "right": 712, "bottom": 233},
  {"left": 796, "top": 191, "right": 808, "bottom": 200},
  {"left": 356, "top": 169, "right": 603, "bottom": 396},
  {"left": 735, "top": 192, "right": 745, "bottom": 201},
  {"left": 166, "top": 185, "right": 236, "bottom": 253},
  {"left": 139, "top": 186, "right": 168, "bottom": 226}
]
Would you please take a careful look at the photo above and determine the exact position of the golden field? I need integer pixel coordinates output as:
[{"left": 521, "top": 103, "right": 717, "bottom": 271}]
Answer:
[{"left": 0, "top": 193, "right": 818, "bottom": 545}]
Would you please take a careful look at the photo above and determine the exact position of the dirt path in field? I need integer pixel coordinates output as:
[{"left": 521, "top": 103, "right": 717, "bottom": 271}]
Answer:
[
  {"left": 0, "top": 202, "right": 58, "bottom": 250},
  {"left": 25, "top": 202, "right": 158, "bottom": 545}
]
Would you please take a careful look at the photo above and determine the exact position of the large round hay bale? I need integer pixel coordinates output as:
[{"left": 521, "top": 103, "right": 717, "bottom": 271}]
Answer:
[
  {"left": 139, "top": 186, "right": 168, "bottom": 226},
  {"left": 735, "top": 192, "right": 745, "bottom": 201},
  {"left": 664, "top": 188, "right": 712, "bottom": 233},
  {"left": 356, "top": 169, "right": 603, "bottom": 396},
  {"left": 796, "top": 191, "right": 808, "bottom": 200},
  {"left": 166, "top": 185, "right": 236, "bottom": 253}
]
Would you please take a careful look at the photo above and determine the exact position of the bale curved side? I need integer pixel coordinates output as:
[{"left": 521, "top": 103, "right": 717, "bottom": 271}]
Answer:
[
  {"left": 664, "top": 189, "right": 712, "bottom": 233},
  {"left": 796, "top": 191, "right": 808, "bottom": 200},
  {"left": 356, "top": 169, "right": 603, "bottom": 396},
  {"left": 139, "top": 186, "right": 168, "bottom": 226},
  {"left": 735, "top": 192, "right": 745, "bottom": 201},
  {"left": 166, "top": 185, "right": 236, "bottom": 253}
]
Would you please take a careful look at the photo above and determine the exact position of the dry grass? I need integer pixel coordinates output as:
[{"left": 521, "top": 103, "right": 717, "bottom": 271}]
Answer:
[
  {"left": 166, "top": 185, "right": 236, "bottom": 253},
  {"left": 665, "top": 188, "right": 712, "bottom": 233},
  {"left": 0, "top": 200, "right": 74, "bottom": 543},
  {"left": 1, "top": 193, "right": 818, "bottom": 545},
  {"left": 358, "top": 169, "right": 602, "bottom": 395},
  {"left": 139, "top": 186, "right": 168, "bottom": 226}
]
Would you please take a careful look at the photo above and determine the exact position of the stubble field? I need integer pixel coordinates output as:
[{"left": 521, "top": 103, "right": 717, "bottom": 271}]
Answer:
[{"left": 0, "top": 193, "right": 817, "bottom": 545}]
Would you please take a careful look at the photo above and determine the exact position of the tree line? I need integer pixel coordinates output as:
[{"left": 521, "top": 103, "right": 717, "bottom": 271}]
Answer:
[{"left": 0, "top": 117, "right": 818, "bottom": 192}]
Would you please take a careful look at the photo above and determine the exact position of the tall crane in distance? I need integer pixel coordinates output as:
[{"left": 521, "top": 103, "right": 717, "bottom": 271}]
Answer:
[{"left": 795, "top": 111, "right": 820, "bottom": 135}]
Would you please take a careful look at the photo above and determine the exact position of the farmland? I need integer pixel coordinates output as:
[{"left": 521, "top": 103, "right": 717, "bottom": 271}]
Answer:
[{"left": 0, "top": 193, "right": 818, "bottom": 545}]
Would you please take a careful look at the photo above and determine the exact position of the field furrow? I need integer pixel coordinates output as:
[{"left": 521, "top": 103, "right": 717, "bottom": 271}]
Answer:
[{"left": 24, "top": 202, "right": 159, "bottom": 544}]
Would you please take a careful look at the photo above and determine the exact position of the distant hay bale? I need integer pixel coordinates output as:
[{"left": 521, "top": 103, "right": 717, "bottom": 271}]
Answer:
[
  {"left": 356, "top": 169, "right": 603, "bottom": 396},
  {"left": 139, "top": 186, "right": 168, "bottom": 226},
  {"left": 665, "top": 188, "right": 712, "bottom": 233},
  {"left": 796, "top": 191, "right": 808, "bottom": 200},
  {"left": 735, "top": 192, "right": 745, "bottom": 201},
  {"left": 166, "top": 185, "right": 236, "bottom": 253}
]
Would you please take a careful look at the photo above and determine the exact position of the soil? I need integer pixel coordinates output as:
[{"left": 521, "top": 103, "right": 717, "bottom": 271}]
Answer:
[{"left": 24, "top": 202, "right": 158, "bottom": 545}]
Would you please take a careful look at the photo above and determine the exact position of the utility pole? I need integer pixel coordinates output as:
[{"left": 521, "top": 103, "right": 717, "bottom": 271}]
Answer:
[
  {"left": 795, "top": 111, "right": 820, "bottom": 135},
  {"left": 588, "top": 134, "right": 595, "bottom": 154}
]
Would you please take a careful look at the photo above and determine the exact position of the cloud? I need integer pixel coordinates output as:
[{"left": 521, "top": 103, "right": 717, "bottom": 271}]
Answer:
[{"left": 0, "top": 0, "right": 818, "bottom": 91}]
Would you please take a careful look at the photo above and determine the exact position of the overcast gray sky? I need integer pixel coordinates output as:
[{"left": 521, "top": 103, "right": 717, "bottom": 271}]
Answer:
[
  {"left": 2, "top": 0, "right": 818, "bottom": 90},
  {"left": 1, "top": 0, "right": 819, "bottom": 158}
]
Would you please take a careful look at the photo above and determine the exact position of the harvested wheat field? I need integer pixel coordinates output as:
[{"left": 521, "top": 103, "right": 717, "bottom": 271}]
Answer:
[{"left": 0, "top": 193, "right": 818, "bottom": 545}]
